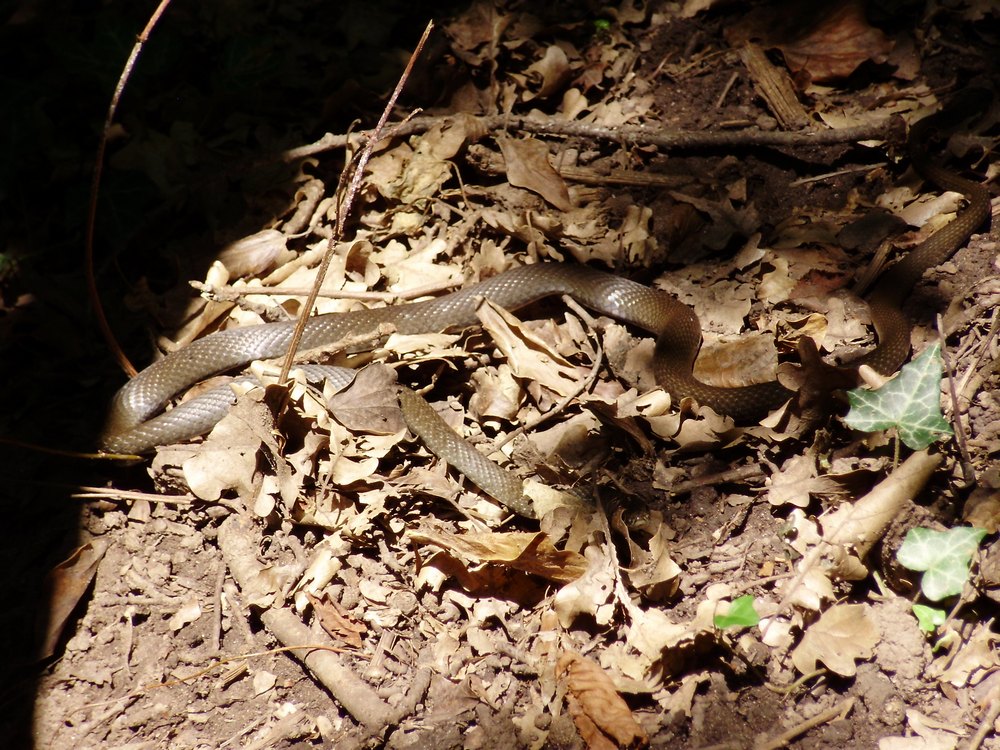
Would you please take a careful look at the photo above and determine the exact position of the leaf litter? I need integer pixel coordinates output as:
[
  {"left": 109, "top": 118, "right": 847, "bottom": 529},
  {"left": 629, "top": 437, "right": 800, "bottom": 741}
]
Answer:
[{"left": 39, "top": 1, "right": 1000, "bottom": 749}]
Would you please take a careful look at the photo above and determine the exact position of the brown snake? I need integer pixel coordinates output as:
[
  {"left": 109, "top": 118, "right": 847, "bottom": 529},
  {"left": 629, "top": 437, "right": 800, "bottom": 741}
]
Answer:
[{"left": 101, "top": 94, "right": 991, "bottom": 515}]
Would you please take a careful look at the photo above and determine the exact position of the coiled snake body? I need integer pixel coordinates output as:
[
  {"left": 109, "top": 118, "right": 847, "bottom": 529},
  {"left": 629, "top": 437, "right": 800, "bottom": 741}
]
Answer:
[{"left": 101, "top": 96, "right": 991, "bottom": 514}]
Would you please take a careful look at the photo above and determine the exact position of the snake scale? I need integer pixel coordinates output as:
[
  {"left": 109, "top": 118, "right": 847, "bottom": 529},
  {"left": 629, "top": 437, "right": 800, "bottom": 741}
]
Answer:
[{"left": 101, "top": 93, "right": 991, "bottom": 516}]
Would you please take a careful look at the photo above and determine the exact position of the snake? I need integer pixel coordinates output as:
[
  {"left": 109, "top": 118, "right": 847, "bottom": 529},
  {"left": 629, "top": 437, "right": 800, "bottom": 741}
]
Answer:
[{"left": 101, "top": 93, "right": 991, "bottom": 516}]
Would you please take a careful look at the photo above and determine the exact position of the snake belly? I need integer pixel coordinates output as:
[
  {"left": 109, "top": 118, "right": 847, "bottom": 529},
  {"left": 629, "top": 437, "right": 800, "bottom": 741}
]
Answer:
[{"left": 101, "top": 94, "right": 990, "bottom": 515}]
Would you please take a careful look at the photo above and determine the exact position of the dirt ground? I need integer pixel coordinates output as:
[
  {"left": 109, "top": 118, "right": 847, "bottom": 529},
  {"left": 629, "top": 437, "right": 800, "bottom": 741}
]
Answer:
[{"left": 4, "top": 1, "right": 1000, "bottom": 748}]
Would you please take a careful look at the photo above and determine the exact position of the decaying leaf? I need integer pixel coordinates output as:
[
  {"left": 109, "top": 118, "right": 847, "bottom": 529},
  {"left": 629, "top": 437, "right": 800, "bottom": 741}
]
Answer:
[
  {"left": 929, "top": 623, "right": 1000, "bottom": 688},
  {"left": 557, "top": 651, "right": 649, "bottom": 749},
  {"left": 728, "top": 0, "right": 894, "bottom": 85},
  {"left": 217, "top": 228, "right": 286, "bottom": 278},
  {"left": 611, "top": 510, "right": 680, "bottom": 600},
  {"left": 167, "top": 597, "right": 202, "bottom": 632},
  {"left": 553, "top": 544, "right": 617, "bottom": 628},
  {"left": 307, "top": 591, "right": 367, "bottom": 648}
]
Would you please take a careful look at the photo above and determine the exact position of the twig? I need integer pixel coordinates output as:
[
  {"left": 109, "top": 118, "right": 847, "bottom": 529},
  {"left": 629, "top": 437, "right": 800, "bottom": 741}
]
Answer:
[
  {"left": 962, "top": 683, "right": 1000, "bottom": 750},
  {"left": 190, "top": 278, "right": 460, "bottom": 304},
  {"left": 211, "top": 563, "right": 225, "bottom": 653},
  {"left": 276, "top": 21, "right": 435, "bottom": 390},
  {"left": 753, "top": 697, "right": 854, "bottom": 749},
  {"left": 85, "top": 0, "right": 174, "bottom": 377},
  {"left": 217, "top": 514, "right": 390, "bottom": 727},
  {"left": 958, "top": 307, "right": 1000, "bottom": 408},
  {"left": 280, "top": 112, "right": 900, "bottom": 163},
  {"left": 668, "top": 463, "right": 766, "bottom": 495},
  {"left": 72, "top": 486, "right": 196, "bottom": 505}
]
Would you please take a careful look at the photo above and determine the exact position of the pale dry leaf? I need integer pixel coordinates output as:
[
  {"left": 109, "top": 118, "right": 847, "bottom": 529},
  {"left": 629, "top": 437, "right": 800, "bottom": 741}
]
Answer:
[
  {"left": 624, "top": 606, "right": 695, "bottom": 662},
  {"left": 931, "top": 623, "right": 1000, "bottom": 688},
  {"left": 408, "top": 527, "right": 587, "bottom": 584},
  {"left": 791, "top": 603, "right": 879, "bottom": 676},
  {"left": 217, "top": 228, "right": 286, "bottom": 278},
  {"left": 522, "top": 44, "right": 572, "bottom": 100},
  {"left": 419, "top": 117, "right": 472, "bottom": 161},
  {"left": 167, "top": 597, "right": 202, "bottom": 632},
  {"left": 693, "top": 332, "right": 780, "bottom": 389},
  {"left": 615, "top": 512, "right": 681, "bottom": 601},
  {"left": 328, "top": 455, "right": 380, "bottom": 487},
  {"left": 758, "top": 255, "right": 796, "bottom": 305},
  {"left": 252, "top": 670, "right": 277, "bottom": 697},
  {"left": 767, "top": 453, "right": 843, "bottom": 508},
  {"left": 553, "top": 544, "right": 616, "bottom": 627},
  {"left": 590, "top": 204, "right": 657, "bottom": 266},
  {"left": 181, "top": 396, "right": 269, "bottom": 501},
  {"left": 780, "top": 565, "right": 835, "bottom": 611},
  {"left": 527, "top": 411, "right": 605, "bottom": 469},
  {"left": 469, "top": 364, "right": 522, "bottom": 422},
  {"left": 557, "top": 651, "right": 649, "bottom": 749},
  {"left": 786, "top": 509, "right": 822, "bottom": 555},
  {"left": 477, "top": 300, "right": 588, "bottom": 402}
]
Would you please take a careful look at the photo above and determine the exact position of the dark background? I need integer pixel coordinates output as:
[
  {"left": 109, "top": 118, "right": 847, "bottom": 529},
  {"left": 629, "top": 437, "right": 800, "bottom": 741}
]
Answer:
[{"left": 0, "top": 0, "right": 469, "bottom": 742}]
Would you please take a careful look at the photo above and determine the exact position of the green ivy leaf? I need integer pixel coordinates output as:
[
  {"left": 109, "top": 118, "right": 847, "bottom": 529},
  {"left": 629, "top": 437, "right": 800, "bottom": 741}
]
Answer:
[
  {"left": 911, "top": 604, "right": 946, "bottom": 633},
  {"left": 844, "top": 345, "right": 953, "bottom": 450},
  {"left": 896, "top": 526, "right": 987, "bottom": 600},
  {"left": 714, "top": 595, "right": 760, "bottom": 630}
]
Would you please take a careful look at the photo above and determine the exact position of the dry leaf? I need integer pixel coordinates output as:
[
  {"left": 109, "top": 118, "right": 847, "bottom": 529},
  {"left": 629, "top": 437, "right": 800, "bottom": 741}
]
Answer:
[
  {"left": 217, "top": 228, "right": 286, "bottom": 278},
  {"left": 791, "top": 603, "right": 880, "bottom": 676},
  {"left": 521, "top": 44, "right": 572, "bottom": 100},
  {"left": 477, "top": 300, "right": 590, "bottom": 404},
  {"left": 767, "top": 453, "right": 843, "bottom": 508},
  {"left": 40, "top": 539, "right": 109, "bottom": 659},
  {"left": 409, "top": 527, "right": 587, "bottom": 584},
  {"left": 326, "top": 365, "right": 404, "bottom": 435},
  {"left": 728, "top": 0, "right": 893, "bottom": 86},
  {"left": 167, "top": 597, "right": 203, "bottom": 632},
  {"left": 930, "top": 624, "right": 1000, "bottom": 688},
  {"left": 307, "top": 591, "right": 367, "bottom": 649},
  {"left": 557, "top": 651, "right": 649, "bottom": 749},
  {"left": 497, "top": 136, "right": 572, "bottom": 211},
  {"left": 553, "top": 544, "right": 617, "bottom": 627}
]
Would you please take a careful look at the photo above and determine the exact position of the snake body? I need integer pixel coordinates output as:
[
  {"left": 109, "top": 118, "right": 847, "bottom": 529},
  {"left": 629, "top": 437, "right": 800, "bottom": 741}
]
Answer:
[{"left": 101, "top": 96, "right": 990, "bottom": 514}]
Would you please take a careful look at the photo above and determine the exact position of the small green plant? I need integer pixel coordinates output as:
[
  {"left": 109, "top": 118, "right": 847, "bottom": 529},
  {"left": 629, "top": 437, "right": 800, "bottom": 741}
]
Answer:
[
  {"left": 896, "top": 526, "right": 986, "bottom": 601},
  {"left": 911, "top": 604, "right": 947, "bottom": 633},
  {"left": 845, "top": 345, "right": 952, "bottom": 450},
  {"left": 714, "top": 595, "right": 760, "bottom": 630}
]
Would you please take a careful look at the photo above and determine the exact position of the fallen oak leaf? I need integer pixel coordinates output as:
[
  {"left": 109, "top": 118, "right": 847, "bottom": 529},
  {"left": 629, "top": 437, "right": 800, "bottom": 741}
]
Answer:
[{"left": 791, "top": 603, "right": 879, "bottom": 677}]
